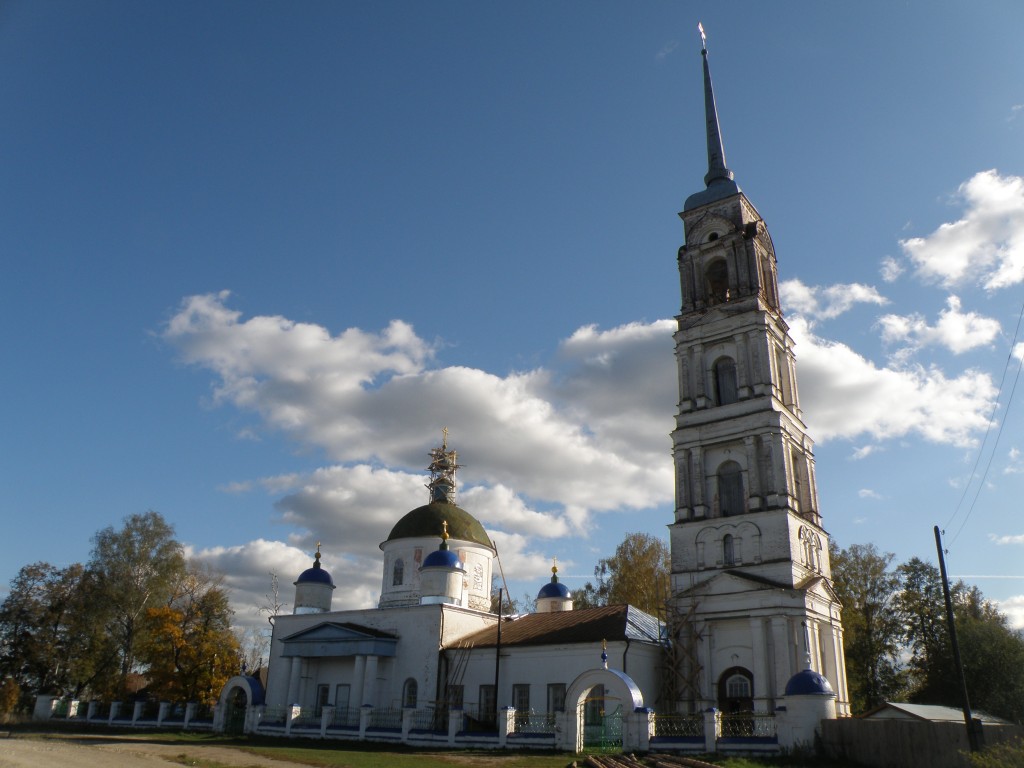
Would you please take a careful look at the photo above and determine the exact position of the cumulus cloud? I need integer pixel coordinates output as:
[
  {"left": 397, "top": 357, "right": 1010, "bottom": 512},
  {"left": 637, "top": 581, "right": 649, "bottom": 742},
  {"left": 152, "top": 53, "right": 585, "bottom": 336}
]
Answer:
[
  {"left": 989, "top": 533, "right": 1024, "bottom": 546},
  {"left": 789, "top": 317, "right": 997, "bottom": 446},
  {"left": 858, "top": 489, "right": 882, "bottom": 500},
  {"left": 878, "top": 295, "right": 1001, "bottom": 356},
  {"left": 880, "top": 256, "right": 904, "bottom": 283},
  {"left": 780, "top": 279, "right": 888, "bottom": 321},
  {"left": 997, "top": 595, "right": 1024, "bottom": 629},
  {"left": 166, "top": 292, "right": 1001, "bottom": 621},
  {"left": 901, "top": 170, "right": 1024, "bottom": 291}
]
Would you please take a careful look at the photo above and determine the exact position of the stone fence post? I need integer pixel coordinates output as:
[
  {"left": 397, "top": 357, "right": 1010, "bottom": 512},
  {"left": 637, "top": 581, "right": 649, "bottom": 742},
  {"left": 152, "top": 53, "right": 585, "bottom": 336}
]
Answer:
[
  {"left": 359, "top": 704, "right": 372, "bottom": 740},
  {"left": 703, "top": 707, "right": 720, "bottom": 754},
  {"left": 321, "top": 704, "right": 335, "bottom": 738}
]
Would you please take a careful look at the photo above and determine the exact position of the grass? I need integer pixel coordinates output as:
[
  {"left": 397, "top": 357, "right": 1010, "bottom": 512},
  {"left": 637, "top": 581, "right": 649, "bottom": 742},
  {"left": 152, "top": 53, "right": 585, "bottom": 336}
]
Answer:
[{"left": 10, "top": 727, "right": 863, "bottom": 768}]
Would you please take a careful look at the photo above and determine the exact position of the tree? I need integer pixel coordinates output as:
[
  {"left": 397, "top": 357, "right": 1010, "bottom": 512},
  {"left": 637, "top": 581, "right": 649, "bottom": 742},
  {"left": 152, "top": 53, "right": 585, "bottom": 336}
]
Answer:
[
  {"left": 138, "top": 565, "right": 239, "bottom": 704},
  {"left": 898, "top": 562, "right": 1024, "bottom": 722},
  {"left": 574, "top": 533, "right": 670, "bottom": 618},
  {"left": 0, "top": 562, "right": 104, "bottom": 697},
  {"left": 86, "top": 511, "right": 186, "bottom": 698},
  {"left": 829, "top": 542, "right": 907, "bottom": 712}
]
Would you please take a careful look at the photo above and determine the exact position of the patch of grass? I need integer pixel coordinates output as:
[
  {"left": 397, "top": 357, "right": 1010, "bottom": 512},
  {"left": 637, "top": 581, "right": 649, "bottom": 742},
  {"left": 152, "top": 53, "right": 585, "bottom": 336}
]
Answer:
[
  {"left": 233, "top": 740, "right": 572, "bottom": 768},
  {"left": 168, "top": 752, "right": 266, "bottom": 768}
]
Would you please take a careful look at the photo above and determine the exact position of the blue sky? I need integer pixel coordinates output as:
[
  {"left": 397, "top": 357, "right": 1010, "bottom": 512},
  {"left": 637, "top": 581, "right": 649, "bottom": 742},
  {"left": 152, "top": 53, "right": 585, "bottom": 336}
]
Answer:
[{"left": 3, "top": 1, "right": 1024, "bottom": 629}]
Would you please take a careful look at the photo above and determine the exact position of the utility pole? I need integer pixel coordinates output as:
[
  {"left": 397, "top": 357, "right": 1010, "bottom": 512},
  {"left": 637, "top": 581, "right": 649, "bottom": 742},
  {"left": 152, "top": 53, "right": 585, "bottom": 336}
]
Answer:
[{"left": 933, "top": 526, "right": 980, "bottom": 752}]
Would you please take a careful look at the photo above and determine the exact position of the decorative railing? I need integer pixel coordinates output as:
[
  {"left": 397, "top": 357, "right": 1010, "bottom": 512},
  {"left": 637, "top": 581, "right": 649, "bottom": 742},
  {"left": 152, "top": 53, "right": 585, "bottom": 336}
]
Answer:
[
  {"left": 163, "top": 703, "right": 186, "bottom": 722},
  {"left": 90, "top": 702, "right": 111, "bottom": 720},
  {"left": 653, "top": 712, "right": 704, "bottom": 738},
  {"left": 720, "top": 711, "right": 776, "bottom": 738},
  {"left": 291, "top": 708, "right": 320, "bottom": 729},
  {"left": 259, "top": 706, "right": 289, "bottom": 727},
  {"left": 190, "top": 703, "right": 215, "bottom": 723},
  {"left": 368, "top": 706, "right": 402, "bottom": 730},
  {"left": 139, "top": 701, "right": 161, "bottom": 721},
  {"left": 461, "top": 705, "right": 497, "bottom": 733},
  {"left": 329, "top": 706, "right": 359, "bottom": 728},
  {"left": 410, "top": 707, "right": 446, "bottom": 732},
  {"left": 512, "top": 711, "right": 557, "bottom": 735}
]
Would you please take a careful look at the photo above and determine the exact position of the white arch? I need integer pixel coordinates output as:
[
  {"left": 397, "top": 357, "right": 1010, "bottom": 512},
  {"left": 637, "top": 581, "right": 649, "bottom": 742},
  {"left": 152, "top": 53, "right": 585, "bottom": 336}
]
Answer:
[{"left": 564, "top": 667, "right": 645, "bottom": 753}]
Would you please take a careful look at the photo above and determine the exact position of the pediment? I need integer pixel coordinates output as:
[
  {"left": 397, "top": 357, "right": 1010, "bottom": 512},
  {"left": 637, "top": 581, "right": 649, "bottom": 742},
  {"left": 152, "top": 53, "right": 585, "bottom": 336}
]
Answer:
[{"left": 280, "top": 622, "right": 398, "bottom": 658}]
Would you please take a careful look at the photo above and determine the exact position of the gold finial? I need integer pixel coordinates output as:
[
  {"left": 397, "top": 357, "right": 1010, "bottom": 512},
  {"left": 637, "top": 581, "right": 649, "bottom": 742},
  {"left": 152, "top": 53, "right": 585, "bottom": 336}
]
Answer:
[
  {"left": 602, "top": 638, "right": 607, "bottom": 651},
  {"left": 552, "top": 557, "right": 558, "bottom": 576},
  {"left": 316, "top": 541, "right": 321, "bottom": 554},
  {"left": 313, "top": 541, "right": 322, "bottom": 566},
  {"left": 442, "top": 520, "right": 449, "bottom": 541}
]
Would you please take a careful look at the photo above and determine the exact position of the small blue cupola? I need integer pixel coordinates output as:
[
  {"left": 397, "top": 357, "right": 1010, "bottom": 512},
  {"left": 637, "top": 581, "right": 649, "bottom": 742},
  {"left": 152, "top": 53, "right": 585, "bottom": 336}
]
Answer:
[
  {"left": 535, "top": 558, "right": 573, "bottom": 613},
  {"left": 419, "top": 521, "right": 465, "bottom": 606},
  {"left": 293, "top": 542, "right": 335, "bottom": 614}
]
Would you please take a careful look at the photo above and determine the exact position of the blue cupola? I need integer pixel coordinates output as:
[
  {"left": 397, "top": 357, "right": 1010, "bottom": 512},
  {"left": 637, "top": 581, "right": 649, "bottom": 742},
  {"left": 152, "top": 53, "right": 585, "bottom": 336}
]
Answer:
[
  {"left": 419, "top": 521, "right": 465, "bottom": 606},
  {"left": 293, "top": 543, "right": 335, "bottom": 614},
  {"left": 535, "top": 559, "right": 573, "bottom": 613}
]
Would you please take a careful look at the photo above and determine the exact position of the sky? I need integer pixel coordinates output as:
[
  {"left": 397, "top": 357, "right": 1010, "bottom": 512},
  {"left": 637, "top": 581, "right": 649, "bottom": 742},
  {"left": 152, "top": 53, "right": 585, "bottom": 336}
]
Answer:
[{"left": 3, "top": 1, "right": 1024, "bottom": 632}]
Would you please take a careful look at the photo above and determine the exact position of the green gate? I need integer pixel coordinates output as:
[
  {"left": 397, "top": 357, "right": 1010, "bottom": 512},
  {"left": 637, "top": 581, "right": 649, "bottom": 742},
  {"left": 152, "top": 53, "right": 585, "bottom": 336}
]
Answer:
[
  {"left": 224, "top": 689, "right": 247, "bottom": 735},
  {"left": 580, "top": 698, "right": 623, "bottom": 752}
]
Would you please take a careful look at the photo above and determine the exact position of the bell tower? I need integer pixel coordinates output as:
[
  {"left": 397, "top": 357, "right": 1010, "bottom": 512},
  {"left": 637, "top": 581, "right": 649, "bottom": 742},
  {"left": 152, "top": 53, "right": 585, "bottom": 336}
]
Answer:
[{"left": 667, "top": 26, "right": 849, "bottom": 716}]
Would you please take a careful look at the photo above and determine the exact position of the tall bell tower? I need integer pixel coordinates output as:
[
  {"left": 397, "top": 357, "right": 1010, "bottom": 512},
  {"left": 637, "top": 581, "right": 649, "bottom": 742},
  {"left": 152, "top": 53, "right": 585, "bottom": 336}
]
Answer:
[{"left": 667, "top": 28, "right": 850, "bottom": 716}]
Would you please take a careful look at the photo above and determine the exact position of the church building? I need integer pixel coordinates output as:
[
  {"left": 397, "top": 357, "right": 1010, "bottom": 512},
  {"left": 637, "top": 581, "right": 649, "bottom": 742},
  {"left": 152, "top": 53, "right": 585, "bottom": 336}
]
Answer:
[{"left": 212, "top": 29, "right": 849, "bottom": 753}]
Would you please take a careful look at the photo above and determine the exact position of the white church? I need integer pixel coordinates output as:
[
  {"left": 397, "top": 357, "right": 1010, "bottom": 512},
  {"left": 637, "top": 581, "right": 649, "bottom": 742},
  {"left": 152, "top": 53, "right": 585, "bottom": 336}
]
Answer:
[{"left": 214, "top": 33, "right": 851, "bottom": 754}]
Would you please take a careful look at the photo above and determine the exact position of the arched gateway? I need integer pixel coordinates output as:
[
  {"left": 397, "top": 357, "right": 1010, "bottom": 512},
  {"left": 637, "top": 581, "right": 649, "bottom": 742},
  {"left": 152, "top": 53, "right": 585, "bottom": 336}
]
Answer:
[{"left": 564, "top": 668, "right": 645, "bottom": 753}]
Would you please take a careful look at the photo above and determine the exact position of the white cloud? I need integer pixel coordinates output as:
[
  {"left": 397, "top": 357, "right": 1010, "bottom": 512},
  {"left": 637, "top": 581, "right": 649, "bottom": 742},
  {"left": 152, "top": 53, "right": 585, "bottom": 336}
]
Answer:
[
  {"left": 997, "top": 595, "right": 1024, "bottom": 629},
  {"left": 858, "top": 489, "right": 882, "bottom": 500},
  {"left": 780, "top": 279, "right": 888, "bottom": 321},
  {"left": 877, "top": 295, "right": 1001, "bottom": 355},
  {"left": 166, "top": 293, "right": 1002, "bottom": 622},
  {"left": 901, "top": 170, "right": 1024, "bottom": 291},
  {"left": 880, "top": 256, "right": 904, "bottom": 283},
  {"left": 790, "top": 316, "right": 997, "bottom": 446},
  {"left": 656, "top": 40, "right": 679, "bottom": 60},
  {"left": 989, "top": 533, "right": 1024, "bottom": 546},
  {"left": 1004, "top": 447, "right": 1024, "bottom": 475},
  {"left": 851, "top": 446, "right": 877, "bottom": 460}
]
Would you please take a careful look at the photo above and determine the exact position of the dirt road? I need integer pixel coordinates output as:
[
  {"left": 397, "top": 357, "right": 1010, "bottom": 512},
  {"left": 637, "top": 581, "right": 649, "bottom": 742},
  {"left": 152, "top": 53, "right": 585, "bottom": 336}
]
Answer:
[{"left": 0, "top": 734, "right": 314, "bottom": 768}]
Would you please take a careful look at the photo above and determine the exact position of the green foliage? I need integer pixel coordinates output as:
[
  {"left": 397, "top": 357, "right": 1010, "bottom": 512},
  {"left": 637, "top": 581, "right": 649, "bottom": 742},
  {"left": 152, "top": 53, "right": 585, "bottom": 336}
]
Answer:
[
  {"left": 574, "top": 532, "right": 670, "bottom": 618},
  {"left": 832, "top": 544, "right": 1024, "bottom": 722},
  {"left": 0, "top": 676, "right": 20, "bottom": 714},
  {"left": 87, "top": 510, "right": 187, "bottom": 698},
  {"left": 0, "top": 510, "right": 236, "bottom": 706},
  {"left": 829, "top": 542, "right": 907, "bottom": 712},
  {"left": 138, "top": 565, "right": 240, "bottom": 705},
  {"left": 968, "top": 738, "right": 1024, "bottom": 768}
]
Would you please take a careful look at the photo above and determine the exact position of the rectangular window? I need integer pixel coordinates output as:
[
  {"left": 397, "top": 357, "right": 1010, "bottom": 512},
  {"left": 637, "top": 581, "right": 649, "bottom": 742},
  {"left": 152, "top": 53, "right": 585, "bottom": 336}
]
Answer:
[
  {"left": 335, "top": 684, "right": 350, "bottom": 710},
  {"left": 316, "top": 684, "right": 330, "bottom": 717},
  {"left": 478, "top": 684, "right": 496, "bottom": 721},
  {"left": 547, "top": 683, "right": 566, "bottom": 714},
  {"left": 512, "top": 683, "right": 530, "bottom": 713}
]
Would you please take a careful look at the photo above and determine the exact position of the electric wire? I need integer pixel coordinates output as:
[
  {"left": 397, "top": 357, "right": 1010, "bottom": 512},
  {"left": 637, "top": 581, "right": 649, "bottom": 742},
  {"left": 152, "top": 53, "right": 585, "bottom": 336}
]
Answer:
[{"left": 946, "top": 296, "right": 1024, "bottom": 544}]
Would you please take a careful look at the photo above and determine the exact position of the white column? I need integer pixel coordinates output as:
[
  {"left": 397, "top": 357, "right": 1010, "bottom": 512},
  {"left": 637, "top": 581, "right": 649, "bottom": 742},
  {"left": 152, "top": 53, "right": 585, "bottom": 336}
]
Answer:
[
  {"left": 286, "top": 656, "right": 302, "bottom": 706},
  {"left": 363, "top": 655, "right": 379, "bottom": 708},
  {"left": 351, "top": 655, "right": 366, "bottom": 708},
  {"left": 749, "top": 617, "right": 768, "bottom": 709},
  {"left": 770, "top": 617, "right": 790, "bottom": 696}
]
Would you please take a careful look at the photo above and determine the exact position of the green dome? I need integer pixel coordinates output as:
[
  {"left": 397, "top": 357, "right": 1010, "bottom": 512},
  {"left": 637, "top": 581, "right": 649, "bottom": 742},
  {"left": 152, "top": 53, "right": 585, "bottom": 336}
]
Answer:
[{"left": 383, "top": 501, "right": 493, "bottom": 550}]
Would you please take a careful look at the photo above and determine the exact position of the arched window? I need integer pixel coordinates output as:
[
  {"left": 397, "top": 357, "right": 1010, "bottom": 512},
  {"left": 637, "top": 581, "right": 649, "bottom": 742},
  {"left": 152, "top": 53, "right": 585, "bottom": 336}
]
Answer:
[
  {"left": 403, "top": 678, "right": 418, "bottom": 708},
  {"left": 392, "top": 558, "right": 404, "bottom": 586},
  {"left": 705, "top": 259, "right": 729, "bottom": 304},
  {"left": 717, "top": 667, "right": 754, "bottom": 714},
  {"left": 713, "top": 357, "right": 738, "bottom": 405},
  {"left": 717, "top": 461, "right": 745, "bottom": 517},
  {"left": 723, "top": 534, "right": 735, "bottom": 566}
]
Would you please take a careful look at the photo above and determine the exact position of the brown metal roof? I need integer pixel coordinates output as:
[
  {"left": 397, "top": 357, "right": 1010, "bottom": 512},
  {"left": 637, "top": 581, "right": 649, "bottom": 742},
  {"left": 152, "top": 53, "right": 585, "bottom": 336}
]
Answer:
[{"left": 449, "top": 605, "right": 662, "bottom": 649}]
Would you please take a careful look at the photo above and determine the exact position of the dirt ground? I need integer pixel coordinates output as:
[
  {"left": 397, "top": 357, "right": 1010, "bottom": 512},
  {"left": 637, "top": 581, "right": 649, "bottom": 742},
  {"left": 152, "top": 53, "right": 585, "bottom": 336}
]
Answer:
[{"left": 0, "top": 733, "right": 314, "bottom": 768}]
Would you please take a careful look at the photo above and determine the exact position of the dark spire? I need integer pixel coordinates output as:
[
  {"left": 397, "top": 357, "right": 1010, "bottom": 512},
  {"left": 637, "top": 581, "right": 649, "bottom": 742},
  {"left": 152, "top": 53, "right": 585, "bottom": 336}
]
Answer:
[
  {"left": 684, "top": 23, "right": 740, "bottom": 212},
  {"left": 700, "top": 26, "right": 734, "bottom": 187}
]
